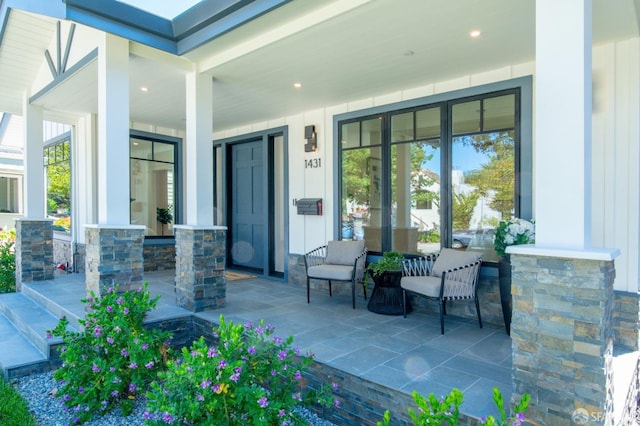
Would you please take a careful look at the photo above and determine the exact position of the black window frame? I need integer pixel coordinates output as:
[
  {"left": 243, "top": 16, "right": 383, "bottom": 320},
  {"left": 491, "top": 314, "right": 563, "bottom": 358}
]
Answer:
[{"left": 336, "top": 83, "right": 531, "bottom": 262}]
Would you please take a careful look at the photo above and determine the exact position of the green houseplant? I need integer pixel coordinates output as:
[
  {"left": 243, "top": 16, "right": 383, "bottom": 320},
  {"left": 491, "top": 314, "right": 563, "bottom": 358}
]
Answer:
[
  {"left": 156, "top": 207, "right": 173, "bottom": 236},
  {"left": 366, "top": 251, "right": 408, "bottom": 315},
  {"left": 366, "top": 251, "right": 404, "bottom": 277}
]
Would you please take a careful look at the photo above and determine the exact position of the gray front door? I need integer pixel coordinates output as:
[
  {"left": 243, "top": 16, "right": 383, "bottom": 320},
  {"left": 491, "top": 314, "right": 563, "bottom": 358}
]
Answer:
[{"left": 229, "top": 141, "right": 264, "bottom": 271}]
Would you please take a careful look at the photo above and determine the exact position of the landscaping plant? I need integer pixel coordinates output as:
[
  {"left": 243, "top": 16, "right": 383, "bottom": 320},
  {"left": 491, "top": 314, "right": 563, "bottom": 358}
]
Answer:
[
  {"left": 48, "top": 282, "right": 171, "bottom": 424},
  {"left": 377, "top": 387, "right": 529, "bottom": 426},
  {"left": 0, "top": 228, "right": 16, "bottom": 293},
  {"left": 145, "top": 315, "right": 338, "bottom": 425}
]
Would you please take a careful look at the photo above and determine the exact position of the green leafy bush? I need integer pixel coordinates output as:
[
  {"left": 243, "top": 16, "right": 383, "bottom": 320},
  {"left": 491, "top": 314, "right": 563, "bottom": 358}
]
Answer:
[
  {"left": 0, "top": 228, "right": 16, "bottom": 293},
  {"left": 48, "top": 282, "right": 171, "bottom": 424},
  {"left": 377, "top": 387, "right": 529, "bottom": 426},
  {"left": 145, "top": 315, "right": 337, "bottom": 425}
]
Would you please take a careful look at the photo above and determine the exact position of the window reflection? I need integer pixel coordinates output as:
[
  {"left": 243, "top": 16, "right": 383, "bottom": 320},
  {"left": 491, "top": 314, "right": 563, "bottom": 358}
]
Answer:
[{"left": 45, "top": 140, "right": 71, "bottom": 234}]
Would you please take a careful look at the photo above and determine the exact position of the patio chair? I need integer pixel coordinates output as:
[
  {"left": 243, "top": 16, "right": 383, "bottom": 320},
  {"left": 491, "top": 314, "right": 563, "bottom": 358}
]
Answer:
[
  {"left": 305, "top": 240, "right": 368, "bottom": 309},
  {"left": 400, "top": 248, "right": 482, "bottom": 334}
]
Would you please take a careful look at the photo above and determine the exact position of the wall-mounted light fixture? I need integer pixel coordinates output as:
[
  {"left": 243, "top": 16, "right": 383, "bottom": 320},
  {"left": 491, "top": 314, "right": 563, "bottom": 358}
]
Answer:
[{"left": 304, "top": 125, "right": 317, "bottom": 152}]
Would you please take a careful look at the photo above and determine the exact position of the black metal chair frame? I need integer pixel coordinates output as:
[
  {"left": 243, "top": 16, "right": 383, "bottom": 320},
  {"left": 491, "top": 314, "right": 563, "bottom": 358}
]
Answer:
[
  {"left": 304, "top": 244, "right": 368, "bottom": 309},
  {"left": 401, "top": 253, "right": 483, "bottom": 334}
]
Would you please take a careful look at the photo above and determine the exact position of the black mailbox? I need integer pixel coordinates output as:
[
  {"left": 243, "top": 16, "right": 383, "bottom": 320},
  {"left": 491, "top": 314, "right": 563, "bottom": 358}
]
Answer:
[{"left": 296, "top": 198, "right": 322, "bottom": 215}]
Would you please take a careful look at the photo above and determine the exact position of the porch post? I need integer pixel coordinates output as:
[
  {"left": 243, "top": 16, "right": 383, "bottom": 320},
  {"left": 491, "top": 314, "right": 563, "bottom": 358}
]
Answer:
[
  {"left": 85, "top": 33, "right": 142, "bottom": 296},
  {"left": 173, "top": 71, "right": 226, "bottom": 311},
  {"left": 509, "top": 1, "right": 620, "bottom": 424},
  {"left": 14, "top": 95, "right": 53, "bottom": 289}
]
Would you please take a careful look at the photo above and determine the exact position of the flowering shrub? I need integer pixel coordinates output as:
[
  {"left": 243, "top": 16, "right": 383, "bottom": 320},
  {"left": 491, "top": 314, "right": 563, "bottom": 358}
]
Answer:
[
  {"left": 377, "top": 387, "right": 529, "bottom": 426},
  {"left": 493, "top": 218, "right": 535, "bottom": 257},
  {"left": 145, "top": 315, "right": 338, "bottom": 425},
  {"left": 47, "top": 282, "right": 171, "bottom": 424},
  {"left": 0, "top": 228, "right": 15, "bottom": 293}
]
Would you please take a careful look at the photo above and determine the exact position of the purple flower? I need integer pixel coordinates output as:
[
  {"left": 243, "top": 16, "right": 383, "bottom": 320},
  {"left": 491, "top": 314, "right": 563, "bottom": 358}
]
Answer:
[
  {"left": 294, "top": 347, "right": 301, "bottom": 356},
  {"left": 94, "top": 326, "right": 102, "bottom": 337},
  {"left": 116, "top": 297, "right": 124, "bottom": 305},
  {"left": 143, "top": 412, "right": 152, "bottom": 420},
  {"left": 217, "top": 359, "right": 227, "bottom": 370},
  {"left": 162, "top": 412, "right": 174, "bottom": 423},
  {"left": 92, "top": 364, "right": 100, "bottom": 373},
  {"left": 212, "top": 384, "right": 221, "bottom": 393},
  {"left": 129, "top": 362, "right": 138, "bottom": 369},
  {"left": 109, "top": 367, "right": 115, "bottom": 372},
  {"left": 271, "top": 369, "right": 277, "bottom": 376},
  {"left": 141, "top": 343, "right": 149, "bottom": 350},
  {"left": 63, "top": 394, "right": 70, "bottom": 402},
  {"left": 121, "top": 348, "right": 128, "bottom": 357},
  {"left": 107, "top": 287, "right": 114, "bottom": 293},
  {"left": 200, "top": 380, "right": 211, "bottom": 389},
  {"left": 45, "top": 332, "right": 53, "bottom": 339},
  {"left": 129, "top": 383, "right": 137, "bottom": 393},
  {"left": 247, "top": 346, "right": 256, "bottom": 355},
  {"left": 291, "top": 392, "right": 301, "bottom": 401},
  {"left": 111, "top": 390, "right": 119, "bottom": 397},
  {"left": 230, "top": 373, "right": 240, "bottom": 382},
  {"left": 197, "top": 394, "right": 204, "bottom": 401},
  {"left": 278, "top": 350, "right": 287, "bottom": 361},
  {"left": 266, "top": 324, "right": 275, "bottom": 332},
  {"left": 207, "top": 347, "right": 217, "bottom": 358},
  {"left": 278, "top": 409, "right": 286, "bottom": 418},
  {"left": 114, "top": 326, "right": 121, "bottom": 333},
  {"left": 78, "top": 387, "right": 85, "bottom": 394},
  {"left": 106, "top": 305, "right": 113, "bottom": 313},
  {"left": 294, "top": 370, "right": 302, "bottom": 380},
  {"left": 273, "top": 336, "right": 283, "bottom": 344},
  {"left": 107, "top": 336, "right": 115, "bottom": 344},
  {"left": 243, "top": 321, "right": 254, "bottom": 329},
  {"left": 123, "top": 307, "right": 129, "bottom": 315},
  {"left": 332, "top": 382, "right": 339, "bottom": 391},
  {"left": 255, "top": 326, "right": 265, "bottom": 335},
  {"left": 145, "top": 361, "right": 155, "bottom": 369},
  {"left": 334, "top": 399, "right": 340, "bottom": 408},
  {"left": 258, "top": 396, "right": 269, "bottom": 408}
]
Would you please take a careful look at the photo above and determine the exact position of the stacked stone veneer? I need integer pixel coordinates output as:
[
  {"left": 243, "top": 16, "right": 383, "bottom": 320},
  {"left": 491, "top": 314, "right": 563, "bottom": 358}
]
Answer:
[
  {"left": 85, "top": 225, "right": 145, "bottom": 296},
  {"left": 612, "top": 290, "right": 640, "bottom": 352},
  {"left": 15, "top": 219, "right": 54, "bottom": 289},
  {"left": 511, "top": 253, "right": 615, "bottom": 426},
  {"left": 143, "top": 243, "right": 176, "bottom": 271},
  {"left": 174, "top": 225, "right": 226, "bottom": 312}
]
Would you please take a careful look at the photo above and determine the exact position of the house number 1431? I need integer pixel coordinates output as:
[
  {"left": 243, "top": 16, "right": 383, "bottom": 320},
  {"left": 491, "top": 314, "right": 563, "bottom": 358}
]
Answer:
[{"left": 305, "top": 158, "right": 321, "bottom": 168}]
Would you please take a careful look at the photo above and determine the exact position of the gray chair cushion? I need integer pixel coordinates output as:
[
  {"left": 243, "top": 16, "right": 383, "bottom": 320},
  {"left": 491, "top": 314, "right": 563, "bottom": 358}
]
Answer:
[
  {"left": 431, "top": 248, "right": 481, "bottom": 277},
  {"left": 401, "top": 275, "right": 472, "bottom": 299},
  {"left": 307, "top": 264, "right": 354, "bottom": 281},
  {"left": 325, "top": 240, "right": 365, "bottom": 266}
]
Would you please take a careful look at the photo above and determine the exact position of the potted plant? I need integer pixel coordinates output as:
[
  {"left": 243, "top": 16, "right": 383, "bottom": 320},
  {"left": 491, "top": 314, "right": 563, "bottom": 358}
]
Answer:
[
  {"left": 156, "top": 206, "right": 173, "bottom": 236},
  {"left": 493, "top": 218, "right": 535, "bottom": 335},
  {"left": 366, "top": 251, "right": 409, "bottom": 315}
]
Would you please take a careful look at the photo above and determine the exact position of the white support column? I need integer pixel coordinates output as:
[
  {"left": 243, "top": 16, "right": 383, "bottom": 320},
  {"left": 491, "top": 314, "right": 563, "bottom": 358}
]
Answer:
[
  {"left": 535, "top": 0, "right": 592, "bottom": 248},
  {"left": 22, "top": 95, "right": 44, "bottom": 218},
  {"left": 185, "top": 70, "right": 214, "bottom": 226},
  {"left": 97, "top": 34, "right": 130, "bottom": 225}
]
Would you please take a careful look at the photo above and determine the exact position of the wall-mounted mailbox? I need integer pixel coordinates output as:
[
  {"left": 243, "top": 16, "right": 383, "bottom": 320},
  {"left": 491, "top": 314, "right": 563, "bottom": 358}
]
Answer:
[{"left": 296, "top": 198, "right": 322, "bottom": 215}]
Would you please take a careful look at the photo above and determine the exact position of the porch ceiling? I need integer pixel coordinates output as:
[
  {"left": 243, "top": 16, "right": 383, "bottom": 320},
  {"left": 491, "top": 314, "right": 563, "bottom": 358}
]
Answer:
[{"left": 0, "top": 0, "right": 638, "bottom": 131}]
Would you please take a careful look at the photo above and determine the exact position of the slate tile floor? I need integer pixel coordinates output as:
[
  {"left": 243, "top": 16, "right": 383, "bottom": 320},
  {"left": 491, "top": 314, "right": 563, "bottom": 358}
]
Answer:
[{"left": 22, "top": 270, "right": 513, "bottom": 420}]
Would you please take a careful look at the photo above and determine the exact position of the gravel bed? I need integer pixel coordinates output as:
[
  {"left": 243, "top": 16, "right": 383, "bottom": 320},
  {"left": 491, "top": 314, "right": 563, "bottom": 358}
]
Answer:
[{"left": 13, "top": 371, "right": 336, "bottom": 426}]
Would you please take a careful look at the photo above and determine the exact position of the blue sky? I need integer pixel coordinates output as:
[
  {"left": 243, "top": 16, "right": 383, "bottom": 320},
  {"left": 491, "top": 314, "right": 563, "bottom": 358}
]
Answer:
[{"left": 117, "top": 0, "right": 201, "bottom": 18}]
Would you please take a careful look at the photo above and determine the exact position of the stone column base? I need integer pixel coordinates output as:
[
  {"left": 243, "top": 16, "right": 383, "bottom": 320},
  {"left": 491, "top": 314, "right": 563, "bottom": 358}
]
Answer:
[
  {"left": 174, "top": 225, "right": 227, "bottom": 312},
  {"left": 85, "top": 225, "right": 145, "bottom": 297},
  {"left": 15, "top": 219, "right": 54, "bottom": 290}
]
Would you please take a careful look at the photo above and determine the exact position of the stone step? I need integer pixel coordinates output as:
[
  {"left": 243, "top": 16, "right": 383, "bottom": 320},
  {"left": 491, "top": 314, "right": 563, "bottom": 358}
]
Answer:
[
  {"left": 0, "top": 292, "right": 77, "bottom": 359},
  {"left": 0, "top": 312, "right": 48, "bottom": 380},
  {"left": 21, "top": 281, "right": 85, "bottom": 331}
]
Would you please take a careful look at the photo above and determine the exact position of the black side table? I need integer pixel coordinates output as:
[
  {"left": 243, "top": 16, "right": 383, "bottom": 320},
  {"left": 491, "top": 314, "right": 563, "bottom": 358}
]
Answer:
[{"left": 367, "top": 270, "right": 412, "bottom": 315}]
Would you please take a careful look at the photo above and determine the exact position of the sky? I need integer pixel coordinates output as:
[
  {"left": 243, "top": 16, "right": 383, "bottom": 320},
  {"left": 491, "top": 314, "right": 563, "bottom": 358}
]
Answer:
[{"left": 116, "top": 0, "right": 201, "bottom": 18}]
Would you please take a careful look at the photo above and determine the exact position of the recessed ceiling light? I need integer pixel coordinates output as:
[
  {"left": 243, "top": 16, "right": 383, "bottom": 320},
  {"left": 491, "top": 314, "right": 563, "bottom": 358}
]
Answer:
[
  {"left": 469, "top": 30, "right": 482, "bottom": 38},
  {"left": 140, "top": 86, "right": 150, "bottom": 92},
  {"left": 293, "top": 82, "right": 302, "bottom": 89}
]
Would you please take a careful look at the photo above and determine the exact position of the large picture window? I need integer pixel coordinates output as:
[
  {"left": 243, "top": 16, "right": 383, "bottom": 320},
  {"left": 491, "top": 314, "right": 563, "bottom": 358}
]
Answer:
[
  {"left": 339, "top": 89, "right": 522, "bottom": 262},
  {"left": 44, "top": 138, "right": 71, "bottom": 234},
  {"left": 130, "top": 136, "right": 177, "bottom": 237}
]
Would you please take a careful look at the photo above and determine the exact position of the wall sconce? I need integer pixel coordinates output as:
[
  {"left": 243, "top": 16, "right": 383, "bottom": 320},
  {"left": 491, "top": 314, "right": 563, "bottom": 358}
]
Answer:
[{"left": 304, "top": 125, "right": 317, "bottom": 152}]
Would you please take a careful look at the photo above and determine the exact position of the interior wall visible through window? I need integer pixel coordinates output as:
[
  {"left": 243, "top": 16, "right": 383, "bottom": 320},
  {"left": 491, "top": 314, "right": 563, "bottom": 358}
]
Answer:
[{"left": 44, "top": 138, "right": 71, "bottom": 235}]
